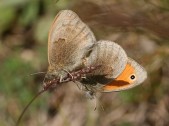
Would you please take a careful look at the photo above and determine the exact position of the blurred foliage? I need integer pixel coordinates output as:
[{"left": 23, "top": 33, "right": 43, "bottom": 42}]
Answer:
[{"left": 0, "top": 0, "right": 169, "bottom": 126}]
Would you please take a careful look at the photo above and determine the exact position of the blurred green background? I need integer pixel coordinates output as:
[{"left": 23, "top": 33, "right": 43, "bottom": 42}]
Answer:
[{"left": 0, "top": 0, "right": 169, "bottom": 126}]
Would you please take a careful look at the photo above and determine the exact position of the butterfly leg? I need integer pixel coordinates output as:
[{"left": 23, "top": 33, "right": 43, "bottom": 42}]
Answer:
[
  {"left": 83, "top": 85, "right": 96, "bottom": 100},
  {"left": 59, "top": 69, "right": 75, "bottom": 83},
  {"left": 62, "top": 69, "right": 74, "bottom": 80},
  {"left": 59, "top": 75, "right": 64, "bottom": 83},
  {"left": 75, "top": 81, "right": 84, "bottom": 90}
]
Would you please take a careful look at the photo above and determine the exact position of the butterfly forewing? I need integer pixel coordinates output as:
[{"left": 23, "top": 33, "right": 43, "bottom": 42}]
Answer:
[
  {"left": 102, "top": 58, "right": 147, "bottom": 92},
  {"left": 47, "top": 10, "right": 96, "bottom": 77},
  {"left": 127, "top": 58, "right": 147, "bottom": 86}
]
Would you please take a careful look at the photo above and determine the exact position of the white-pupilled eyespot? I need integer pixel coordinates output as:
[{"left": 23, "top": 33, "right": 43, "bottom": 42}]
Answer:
[{"left": 130, "top": 74, "right": 136, "bottom": 80}]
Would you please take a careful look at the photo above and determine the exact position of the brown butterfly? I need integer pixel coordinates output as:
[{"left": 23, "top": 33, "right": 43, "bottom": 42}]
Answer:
[{"left": 45, "top": 10, "right": 96, "bottom": 81}]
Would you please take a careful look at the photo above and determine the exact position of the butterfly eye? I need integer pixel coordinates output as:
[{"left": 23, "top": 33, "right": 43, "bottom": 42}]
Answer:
[{"left": 130, "top": 74, "right": 136, "bottom": 80}]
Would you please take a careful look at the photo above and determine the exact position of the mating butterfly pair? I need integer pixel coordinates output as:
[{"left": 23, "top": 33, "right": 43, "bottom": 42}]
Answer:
[{"left": 45, "top": 10, "right": 147, "bottom": 95}]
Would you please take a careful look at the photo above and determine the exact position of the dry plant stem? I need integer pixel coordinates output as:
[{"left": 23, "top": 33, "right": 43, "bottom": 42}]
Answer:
[
  {"left": 15, "top": 89, "right": 46, "bottom": 126},
  {"left": 43, "top": 66, "right": 100, "bottom": 90},
  {"left": 16, "top": 66, "right": 100, "bottom": 126}
]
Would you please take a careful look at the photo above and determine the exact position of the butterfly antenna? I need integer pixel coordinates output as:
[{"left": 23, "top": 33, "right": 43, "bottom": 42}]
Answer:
[
  {"left": 15, "top": 89, "right": 46, "bottom": 126},
  {"left": 94, "top": 97, "right": 97, "bottom": 111},
  {"left": 93, "top": 94, "right": 104, "bottom": 111},
  {"left": 97, "top": 94, "right": 105, "bottom": 111},
  {"left": 55, "top": 0, "right": 60, "bottom": 4},
  {"left": 29, "top": 72, "right": 46, "bottom": 76}
]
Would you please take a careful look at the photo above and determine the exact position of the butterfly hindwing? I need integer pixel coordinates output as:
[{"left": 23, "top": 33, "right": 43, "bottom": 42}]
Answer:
[{"left": 85, "top": 40, "right": 128, "bottom": 79}]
